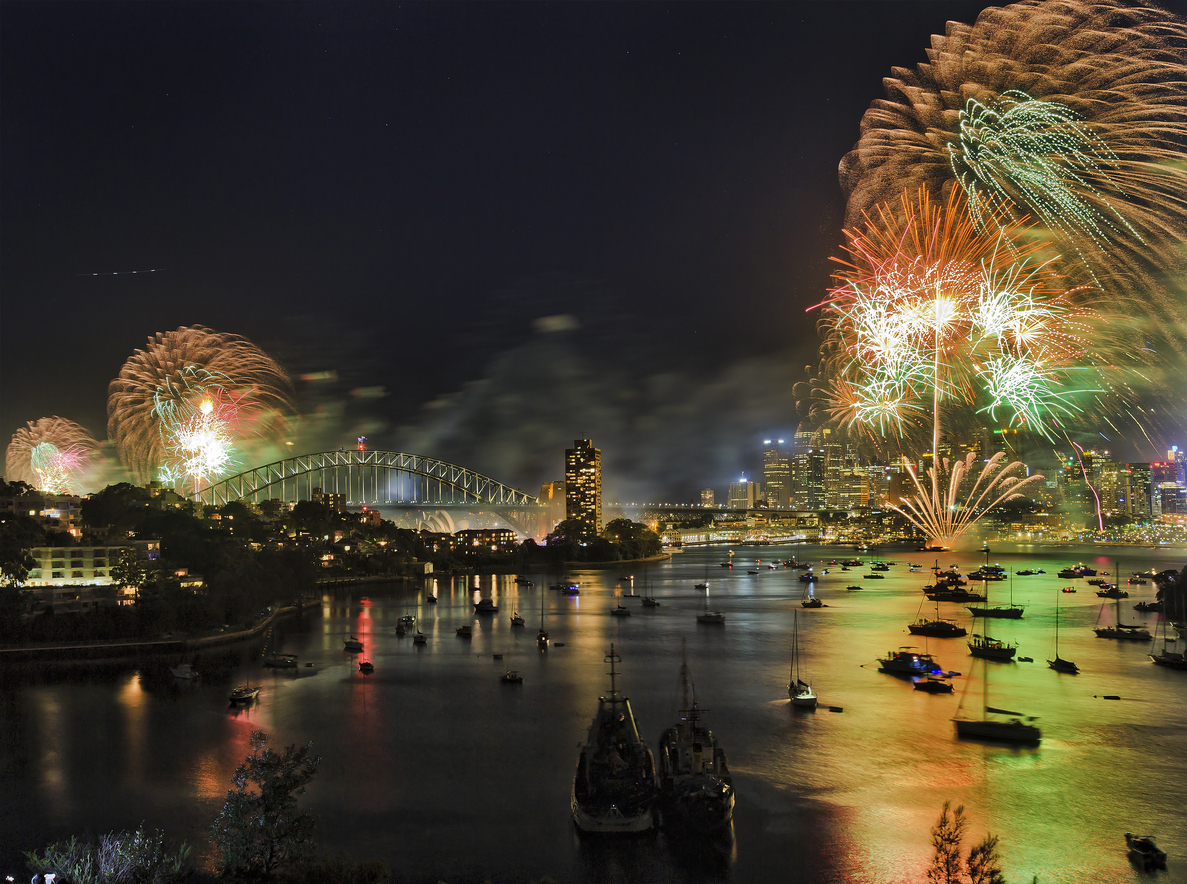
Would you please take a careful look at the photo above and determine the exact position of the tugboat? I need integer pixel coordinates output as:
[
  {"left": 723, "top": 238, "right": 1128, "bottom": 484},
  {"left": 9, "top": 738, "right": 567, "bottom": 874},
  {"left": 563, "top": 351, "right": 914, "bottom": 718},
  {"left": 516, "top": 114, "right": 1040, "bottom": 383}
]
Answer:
[
  {"left": 571, "top": 645, "right": 658, "bottom": 834},
  {"left": 658, "top": 656, "right": 734, "bottom": 836}
]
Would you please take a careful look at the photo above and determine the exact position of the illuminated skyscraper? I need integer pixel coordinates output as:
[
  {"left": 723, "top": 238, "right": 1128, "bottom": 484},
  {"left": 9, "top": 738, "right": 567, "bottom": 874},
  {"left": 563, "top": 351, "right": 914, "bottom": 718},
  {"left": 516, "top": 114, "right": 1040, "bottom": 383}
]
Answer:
[
  {"left": 728, "top": 477, "right": 757, "bottom": 510},
  {"left": 701, "top": 488, "right": 715, "bottom": 507},
  {"left": 762, "top": 439, "right": 790, "bottom": 508},
  {"left": 564, "top": 439, "right": 602, "bottom": 534}
]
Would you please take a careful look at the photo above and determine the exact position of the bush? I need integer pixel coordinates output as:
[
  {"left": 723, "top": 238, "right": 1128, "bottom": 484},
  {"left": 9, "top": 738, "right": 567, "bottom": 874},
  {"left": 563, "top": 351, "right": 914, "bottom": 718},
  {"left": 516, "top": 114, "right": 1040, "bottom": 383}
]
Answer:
[{"left": 25, "top": 826, "right": 191, "bottom": 884}]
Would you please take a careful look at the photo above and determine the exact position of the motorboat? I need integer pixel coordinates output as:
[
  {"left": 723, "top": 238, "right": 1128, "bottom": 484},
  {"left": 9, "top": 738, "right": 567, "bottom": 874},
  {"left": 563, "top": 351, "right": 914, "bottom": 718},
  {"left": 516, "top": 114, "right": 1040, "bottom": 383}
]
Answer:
[
  {"left": 474, "top": 598, "right": 498, "bottom": 614},
  {"left": 659, "top": 662, "right": 735, "bottom": 835},
  {"left": 1133, "top": 600, "right": 1161, "bottom": 613},
  {"left": 343, "top": 637, "right": 363, "bottom": 652},
  {"left": 798, "top": 571, "right": 818, "bottom": 582},
  {"left": 358, "top": 661, "right": 374, "bottom": 674},
  {"left": 864, "top": 573, "right": 885, "bottom": 580},
  {"left": 913, "top": 675, "right": 954, "bottom": 693},
  {"left": 697, "top": 610, "right": 726, "bottom": 624},
  {"left": 878, "top": 648, "right": 942, "bottom": 677},
  {"left": 571, "top": 645, "right": 658, "bottom": 834},
  {"left": 510, "top": 612, "right": 525, "bottom": 626},
  {"left": 1096, "top": 587, "right": 1129, "bottom": 599},
  {"left": 787, "top": 610, "right": 817, "bottom": 709},
  {"left": 413, "top": 631, "right": 427, "bottom": 645},
  {"left": 1062, "top": 587, "right": 1077, "bottom": 593},
  {"left": 611, "top": 604, "right": 631, "bottom": 617},
  {"left": 500, "top": 670, "right": 523, "bottom": 684},
  {"left": 515, "top": 576, "right": 534, "bottom": 585},
  {"left": 426, "top": 593, "right": 437, "bottom": 604},
  {"left": 263, "top": 654, "right": 298, "bottom": 668},
  {"left": 642, "top": 596, "right": 660, "bottom": 607},
  {"left": 456, "top": 625, "right": 472, "bottom": 639},
  {"left": 399, "top": 613, "right": 415, "bottom": 625},
  {"left": 1125, "top": 832, "right": 1167, "bottom": 870},
  {"left": 228, "top": 684, "right": 259, "bottom": 704},
  {"left": 968, "top": 634, "right": 1017, "bottom": 661},
  {"left": 171, "top": 663, "right": 199, "bottom": 679},
  {"left": 846, "top": 585, "right": 863, "bottom": 591}
]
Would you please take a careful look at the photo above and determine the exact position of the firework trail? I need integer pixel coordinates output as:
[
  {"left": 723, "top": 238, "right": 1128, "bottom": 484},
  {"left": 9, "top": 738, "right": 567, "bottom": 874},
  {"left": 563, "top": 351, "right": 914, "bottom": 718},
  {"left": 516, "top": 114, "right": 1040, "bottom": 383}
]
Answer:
[
  {"left": 108, "top": 325, "right": 294, "bottom": 484},
  {"left": 838, "top": 0, "right": 1187, "bottom": 341},
  {"left": 5, "top": 417, "right": 99, "bottom": 493}
]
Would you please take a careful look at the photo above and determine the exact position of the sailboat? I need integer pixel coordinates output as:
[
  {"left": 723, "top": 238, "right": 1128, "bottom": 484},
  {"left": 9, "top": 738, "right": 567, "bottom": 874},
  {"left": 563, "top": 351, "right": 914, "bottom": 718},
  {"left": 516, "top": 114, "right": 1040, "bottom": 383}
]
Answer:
[
  {"left": 788, "top": 610, "right": 817, "bottom": 708},
  {"left": 1149, "top": 614, "right": 1187, "bottom": 669},
  {"left": 642, "top": 570, "right": 660, "bottom": 607},
  {"left": 697, "top": 586, "right": 725, "bottom": 624},
  {"left": 1048, "top": 588, "right": 1079, "bottom": 673},
  {"left": 537, "top": 589, "right": 549, "bottom": 649},
  {"left": 1094, "top": 593, "right": 1152, "bottom": 641},
  {"left": 908, "top": 596, "right": 966, "bottom": 637},
  {"left": 694, "top": 566, "right": 708, "bottom": 591},
  {"left": 967, "top": 549, "right": 1023, "bottom": 619},
  {"left": 968, "top": 568, "right": 1018, "bottom": 660},
  {"left": 953, "top": 656, "right": 1041, "bottom": 744}
]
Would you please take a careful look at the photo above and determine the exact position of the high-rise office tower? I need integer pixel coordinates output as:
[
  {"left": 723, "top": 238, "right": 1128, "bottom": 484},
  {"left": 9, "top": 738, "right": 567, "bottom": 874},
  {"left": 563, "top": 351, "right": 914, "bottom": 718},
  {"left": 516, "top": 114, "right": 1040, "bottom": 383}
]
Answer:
[
  {"left": 701, "top": 488, "right": 715, "bottom": 507},
  {"left": 728, "top": 477, "right": 757, "bottom": 510},
  {"left": 565, "top": 439, "right": 602, "bottom": 534},
  {"left": 762, "top": 439, "right": 791, "bottom": 508},
  {"left": 1127, "top": 464, "right": 1152, "bottom": 520}
]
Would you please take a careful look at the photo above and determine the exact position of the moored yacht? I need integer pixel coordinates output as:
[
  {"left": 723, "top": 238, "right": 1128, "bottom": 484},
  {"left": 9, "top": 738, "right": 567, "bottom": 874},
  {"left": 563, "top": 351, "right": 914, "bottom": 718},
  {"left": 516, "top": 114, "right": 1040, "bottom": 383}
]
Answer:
[
  {"left": 658, "top": 662, "right": 734, "bottom": 836},
  {"left": 571, "top": 645, "right": 658, "bottom": 834}
]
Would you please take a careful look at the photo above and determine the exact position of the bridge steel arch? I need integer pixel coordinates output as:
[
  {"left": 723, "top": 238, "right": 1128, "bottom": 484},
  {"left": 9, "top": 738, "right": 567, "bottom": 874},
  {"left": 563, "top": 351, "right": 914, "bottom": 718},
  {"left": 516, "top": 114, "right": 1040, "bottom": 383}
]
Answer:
[{"left": 195, "top": 450, "right": 540, "bottom": 511}]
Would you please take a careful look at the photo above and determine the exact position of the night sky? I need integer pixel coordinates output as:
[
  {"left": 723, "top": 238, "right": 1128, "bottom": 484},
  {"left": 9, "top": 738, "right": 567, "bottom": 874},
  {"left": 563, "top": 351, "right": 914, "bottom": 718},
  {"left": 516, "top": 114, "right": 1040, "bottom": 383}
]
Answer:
[{"left": 3, "top": 1, "right": 1184, "bottom": 501}]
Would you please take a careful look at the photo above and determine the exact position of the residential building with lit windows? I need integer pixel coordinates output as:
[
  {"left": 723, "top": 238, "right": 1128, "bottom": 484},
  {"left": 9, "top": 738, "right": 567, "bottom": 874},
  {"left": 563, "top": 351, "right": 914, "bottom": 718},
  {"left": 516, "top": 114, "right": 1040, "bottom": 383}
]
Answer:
[{"left": 565, "top": 439, "right": 602, "bottom": 533}]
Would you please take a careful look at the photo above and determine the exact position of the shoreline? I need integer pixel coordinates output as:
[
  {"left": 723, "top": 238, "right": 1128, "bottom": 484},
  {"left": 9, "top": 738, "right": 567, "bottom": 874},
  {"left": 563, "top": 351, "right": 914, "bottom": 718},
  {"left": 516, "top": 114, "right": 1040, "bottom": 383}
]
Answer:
[{"left": 0, "top": 598, "right": 320, "bottom": 665}]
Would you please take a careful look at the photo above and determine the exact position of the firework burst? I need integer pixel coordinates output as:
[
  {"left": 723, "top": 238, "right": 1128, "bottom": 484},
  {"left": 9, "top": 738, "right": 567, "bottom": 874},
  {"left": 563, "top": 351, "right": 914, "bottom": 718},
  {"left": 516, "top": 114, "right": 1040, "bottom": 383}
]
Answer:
[
  {"left": 838, "top": 0, "right": 1187, "bottom": 337},
  {"left": 817, "top": 187, "right": 1098, "bottom": 443},
  {"left": 108, "top": 325, "right": 293, "bottom": 484},
  {"left": 5, "top": 417, "right": 99, "bottom": 493}
]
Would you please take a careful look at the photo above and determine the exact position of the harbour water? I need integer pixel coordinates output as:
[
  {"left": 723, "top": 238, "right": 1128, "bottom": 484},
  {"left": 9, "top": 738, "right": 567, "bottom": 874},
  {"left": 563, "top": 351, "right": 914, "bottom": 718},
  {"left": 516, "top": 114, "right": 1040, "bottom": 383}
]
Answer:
[{"left": 2, "top": 543, "right": 1185, "bottom": 883}]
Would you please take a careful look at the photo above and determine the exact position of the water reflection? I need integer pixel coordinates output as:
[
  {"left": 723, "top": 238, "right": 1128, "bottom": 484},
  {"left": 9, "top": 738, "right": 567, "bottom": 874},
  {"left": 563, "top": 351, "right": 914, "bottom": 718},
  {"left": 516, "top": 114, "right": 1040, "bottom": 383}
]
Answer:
[{"left": 2, "top": 545, "right": 1185, "bottom": 882}]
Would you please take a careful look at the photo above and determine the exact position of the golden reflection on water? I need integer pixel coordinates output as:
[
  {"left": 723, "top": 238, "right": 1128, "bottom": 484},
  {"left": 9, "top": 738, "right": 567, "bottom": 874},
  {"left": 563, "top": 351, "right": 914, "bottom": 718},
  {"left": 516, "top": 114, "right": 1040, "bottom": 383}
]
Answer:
[
  {"left": 31, "top": 691, "right": 69, "bottom": 824},
  {"left": 117, "top": 672, "right": 146, "bottom": 789}
]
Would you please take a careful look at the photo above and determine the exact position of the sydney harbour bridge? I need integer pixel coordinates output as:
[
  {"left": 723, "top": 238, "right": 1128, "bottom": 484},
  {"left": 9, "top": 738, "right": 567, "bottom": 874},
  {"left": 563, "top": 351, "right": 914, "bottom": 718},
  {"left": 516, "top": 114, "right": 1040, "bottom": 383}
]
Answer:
[{"left": 196, "top": 449, "right": 546, "bottom": 536}]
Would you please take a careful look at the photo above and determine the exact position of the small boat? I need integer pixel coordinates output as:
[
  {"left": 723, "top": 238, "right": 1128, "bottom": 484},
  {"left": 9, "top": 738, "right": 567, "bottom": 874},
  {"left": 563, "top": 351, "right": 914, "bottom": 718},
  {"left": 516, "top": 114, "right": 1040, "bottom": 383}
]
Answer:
[
  {"left": 697, "top": 610, "right": 726, "bottom": 624},
  {"left": 413, "top": 631, "right": 427, "bottom": 645},
  {"left": 1125, "top": 832, "right": 1167, "bottom": 870},
  {"left": 1018, "top": 656, "right": 1033, "bottom": 662},
  {"left": 618, "top": 575, "right": 633, "bottom": 582},
  {"left": 878, "top": 647, "right": 942, "bottom": 677},
  {"left": 968, "top": 559, "right": 1023, "bottom": 619},
  {"left": 571, "top": 645, "right": 658, "bottom": 834},
  {"left": 229, "top": 684, "right": 259, "bottom": 704},
  {"left": 846, "top": 585, "right": 863, "bottom": 591},
  {"left": 747, "top": 569, "right": 760, "bottom": 575},
  {"left": 395, "top": 623, "right": 407, "bottom": 636},
  {"left": 611, "top": 604, "right": 631, "bottom": 617},
  {"left": 801, "top": 588, "right": 823, "bottom": 609},
  {"left": 474, "top": 598, "right": 498, "bottom": 614},
  {"left": 864, "top": 573, "right": 885, "bottom": 580},
  {"left": 798, "top": 571, "right": 818, "bottom": 582},
  {"left": 1096, "top": 587, "right": 1129, "bottom": 599},
  {"left": 492, "top": 653, "right": 503, "bottom": 660},
  {"left": 515, "top": 576, "right": 534, "bottom": 585},
  {"left": 171, "top": 663, "right": 200, "bottom": 679},
  {"left": 537, "top": 593, "right": 549, "bottom": 650},
  {"left": 358, "top": 661, "right": 374, "bottom": 674},
  {"left": 500, "top": 670, "right": 523, "bottom": 684},
  {"left": 788, "top": 610, "right": 817, "bottom": 709},
  {"left": 343, "top": 637, "right": 363, "bottom": 652},
  {"left": 659, "top": 658, "right": 734, "bottom": 835},
  {"left": 456, "top": 625, "right": 473, "bottom": 639},
  {"left": 510, "top": 612, "right": 525, "bottom": 626},
  {"left": 1062, "top": 586, "right": 1077, "bottom": 593},
  {"left": 426, "top": 593, "right": 437, "bottom": 603},
  {"left": 400, "top": 613, "right": 415, "bottom": 625},
  {"left": 642, "top": 596, "right": 660, "bottom": 607},
  {"left": 913, "top": 675, "right": 954, "bottom": 693},
  {"left": 1133, "top": 600, "right": 1161, "bottom": 612},
  {"left": 263, "top": 654, "right": 298, "bottom": 668}
]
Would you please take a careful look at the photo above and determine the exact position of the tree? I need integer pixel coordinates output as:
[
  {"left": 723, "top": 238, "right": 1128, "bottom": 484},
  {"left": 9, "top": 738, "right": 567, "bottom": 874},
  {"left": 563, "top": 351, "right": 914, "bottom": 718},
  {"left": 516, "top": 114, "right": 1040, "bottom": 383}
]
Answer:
[
  {"left": 927, "top": 801, "right": 1006, "bottom": 884},
  {"left": 211, "top": 729, "right": 321, "bottom": 876},
  {"left": 928, "top": 801, "right": 967, "bottom": 884},
  {"left": 966, "top": 834, "right": 1006, "bottom": 884},
  {"left": 0, "top": 513, "right": 45, "bottom": 586},
  {"left": 111, "top": 548, "right": 147, "bottom": 600},
  {"left": 601, "top": 518, "right": 662, "bottom": 559}
]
